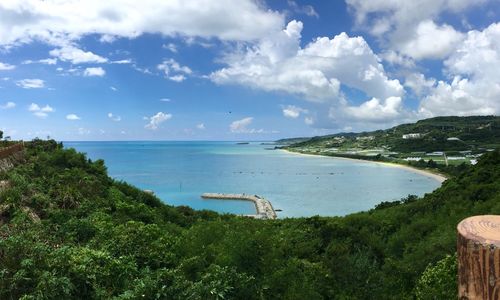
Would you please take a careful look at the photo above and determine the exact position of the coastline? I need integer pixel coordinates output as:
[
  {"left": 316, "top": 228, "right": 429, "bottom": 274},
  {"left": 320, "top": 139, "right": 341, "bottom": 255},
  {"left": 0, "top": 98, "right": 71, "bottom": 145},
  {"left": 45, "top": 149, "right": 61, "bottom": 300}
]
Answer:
[{"left": 281, "top": 149, "right": 448, "bottom": 183}]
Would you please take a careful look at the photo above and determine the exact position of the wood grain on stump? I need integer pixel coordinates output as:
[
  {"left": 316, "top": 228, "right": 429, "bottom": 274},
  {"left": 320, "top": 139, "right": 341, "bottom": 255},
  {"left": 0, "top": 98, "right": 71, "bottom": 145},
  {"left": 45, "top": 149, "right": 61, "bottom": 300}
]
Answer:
[{"left": 458, "top": 215, "right": 500, "bottom": 299}]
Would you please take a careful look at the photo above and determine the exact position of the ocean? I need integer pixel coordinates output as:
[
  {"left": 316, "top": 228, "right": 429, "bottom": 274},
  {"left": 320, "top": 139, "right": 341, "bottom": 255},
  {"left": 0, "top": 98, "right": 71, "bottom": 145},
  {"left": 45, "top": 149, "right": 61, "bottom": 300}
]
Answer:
[{"left": 64, "top": 141, "right": 442, "bottom": 218}]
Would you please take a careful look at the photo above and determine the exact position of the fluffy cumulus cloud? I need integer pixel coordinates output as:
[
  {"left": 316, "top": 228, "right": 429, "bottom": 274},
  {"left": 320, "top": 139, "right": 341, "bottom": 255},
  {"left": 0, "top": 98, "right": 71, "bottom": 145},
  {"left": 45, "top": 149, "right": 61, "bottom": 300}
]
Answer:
[
  {"left": 196, "top": 123, "right": 206, "bottom": 130},
  {"left": 211, "top": 21, "right": 403, "bottom": 104},
  {"left": 0, "top": 62, "right": 15, "bottom": 70},
  {"left": 396, "top": 20, "right": 464, "bottom": 60},
  {"left": 379, "top": 50, "right": 415, "bottom": 68},
  {"left": 145, "top": 112, "right": 172, "bottom": 130},
  {"left": 229, "top": 117, "right": 264, "bottom": 133},
  {"left": 419, "top": 22, "right": 500, "bottom": 116},
  {"left": 157, "top": 59, "right": 192, "bottom": 82},
  {"left": 0, "top": 101, "right": 15, "bottom": 109},
  {"left": 212, "top": 20, "right": 406, "bottom": 126},
  {"left": 50, "top": 46, "right": 108, "bottom": 64},
  {"left": 28, "top": 103, "right": 54, "bottom": 118},
  {"left": 282, "top": 105, "right": 308, "bottom": 118},
  {"left": 405, "top": 73, "right": 436, "bottom": 96},
  {"left": 0, "top": 0, "right": 284, "bottom": 48},
  {"left": 346, "top": 0, "right": 483, "bottom": 37},
  {"left": 341, "top": 97, "right": 404, "bottom": 122},
  {"left": 16, "top": 79, "right": 45, "bottom": 89},
  {"left": 83, "top": 67, "right": 106, "bottom": 77},
  {"left": 346, "top": 0, "right": 485, "bottom": 60},
  {"left": 66, "top": 114, "right": 81, "bottom": 120}
]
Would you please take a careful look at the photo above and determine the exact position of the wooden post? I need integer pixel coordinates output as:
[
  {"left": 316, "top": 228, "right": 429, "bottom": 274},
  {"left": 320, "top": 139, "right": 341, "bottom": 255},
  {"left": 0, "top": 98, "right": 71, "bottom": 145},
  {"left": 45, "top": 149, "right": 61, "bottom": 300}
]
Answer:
[{"left": 457, "top": 215, "right": 500, "bottom": 299}]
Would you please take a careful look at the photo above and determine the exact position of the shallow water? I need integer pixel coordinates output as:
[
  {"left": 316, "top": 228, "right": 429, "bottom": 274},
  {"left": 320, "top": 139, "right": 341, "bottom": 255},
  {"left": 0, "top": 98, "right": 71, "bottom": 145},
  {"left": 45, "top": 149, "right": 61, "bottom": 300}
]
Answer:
[{"left": 64, "top": 141, "right": 442, "bottom": 218}]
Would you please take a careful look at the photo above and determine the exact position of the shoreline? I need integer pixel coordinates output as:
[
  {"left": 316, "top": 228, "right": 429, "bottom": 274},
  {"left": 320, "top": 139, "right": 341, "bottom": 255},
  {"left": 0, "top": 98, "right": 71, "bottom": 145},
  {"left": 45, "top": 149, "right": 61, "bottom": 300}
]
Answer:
[{"left": 281, "top": 149, "right": 448, "bottom": 183}]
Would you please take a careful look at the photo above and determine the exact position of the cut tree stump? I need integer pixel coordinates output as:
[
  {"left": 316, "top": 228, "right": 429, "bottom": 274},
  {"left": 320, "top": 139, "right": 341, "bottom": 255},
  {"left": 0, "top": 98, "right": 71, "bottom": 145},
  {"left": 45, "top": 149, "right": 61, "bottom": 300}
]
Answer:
[{"left": 458, "top": 215, "right": 500, "bottom": 299}]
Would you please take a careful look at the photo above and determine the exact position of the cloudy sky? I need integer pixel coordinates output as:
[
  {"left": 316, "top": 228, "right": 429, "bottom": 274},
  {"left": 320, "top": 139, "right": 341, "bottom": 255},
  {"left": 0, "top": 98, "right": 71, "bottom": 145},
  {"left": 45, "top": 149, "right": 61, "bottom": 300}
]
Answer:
[{"left": 0, "top": 0, "right": 499, "bottom": 141}]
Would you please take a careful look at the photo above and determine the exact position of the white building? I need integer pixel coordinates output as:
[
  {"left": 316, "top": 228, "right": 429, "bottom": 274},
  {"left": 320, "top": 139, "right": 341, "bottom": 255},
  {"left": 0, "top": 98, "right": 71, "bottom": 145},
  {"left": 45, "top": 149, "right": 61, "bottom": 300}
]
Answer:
[
  {"left": 402, "top": 133, "right": 421, "bottom": 139},
  {"left": 404, "top": 157, "right": 422, "bottom": 161}
]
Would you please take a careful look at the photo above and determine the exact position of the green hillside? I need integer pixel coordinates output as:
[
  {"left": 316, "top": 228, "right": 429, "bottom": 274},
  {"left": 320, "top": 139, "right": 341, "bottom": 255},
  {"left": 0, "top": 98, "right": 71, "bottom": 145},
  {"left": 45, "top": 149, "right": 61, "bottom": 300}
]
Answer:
[
  {"left": 0, "top": 139, "right": 499, "bottom": 299},
  {"left": 287, "top": 116, "right": 500, "bottom": 152}
]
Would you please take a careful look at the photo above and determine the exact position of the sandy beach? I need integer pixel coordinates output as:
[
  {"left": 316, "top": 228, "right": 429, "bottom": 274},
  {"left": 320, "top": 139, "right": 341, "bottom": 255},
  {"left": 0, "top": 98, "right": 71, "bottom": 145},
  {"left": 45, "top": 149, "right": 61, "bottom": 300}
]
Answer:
[{"left": 281, "top": 149, "right": 448, "bottom": 183}]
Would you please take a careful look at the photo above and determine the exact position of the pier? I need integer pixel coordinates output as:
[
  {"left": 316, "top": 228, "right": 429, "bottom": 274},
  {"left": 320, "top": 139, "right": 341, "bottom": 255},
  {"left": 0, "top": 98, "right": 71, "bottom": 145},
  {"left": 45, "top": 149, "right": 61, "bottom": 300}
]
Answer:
[{"left": 201, "top": 193, "right": 277, "bottom": 220}]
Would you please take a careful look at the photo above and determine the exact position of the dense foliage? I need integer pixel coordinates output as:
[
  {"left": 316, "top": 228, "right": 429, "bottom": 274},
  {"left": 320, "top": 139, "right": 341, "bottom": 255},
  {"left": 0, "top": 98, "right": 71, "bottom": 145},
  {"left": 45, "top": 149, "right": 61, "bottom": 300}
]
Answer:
[{"left": 0, "top": 140, "right": 499, "bottom": 299}]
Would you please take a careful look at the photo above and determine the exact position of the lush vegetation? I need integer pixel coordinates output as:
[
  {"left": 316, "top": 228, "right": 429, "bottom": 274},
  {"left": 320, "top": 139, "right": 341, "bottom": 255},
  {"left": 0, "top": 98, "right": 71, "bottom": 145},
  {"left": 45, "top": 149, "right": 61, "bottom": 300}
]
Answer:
[
  {"left": 284, "top": 116, "right": 500, "bottom": 152},
  {"left": 0, "top": 139, "right": 499, "bottom": 299}
]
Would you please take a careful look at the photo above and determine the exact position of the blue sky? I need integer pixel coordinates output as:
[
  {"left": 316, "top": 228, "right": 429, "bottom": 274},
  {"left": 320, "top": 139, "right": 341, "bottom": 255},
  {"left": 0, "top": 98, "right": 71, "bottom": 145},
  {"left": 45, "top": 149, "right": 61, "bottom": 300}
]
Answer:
[{"left": 0, "top": 0, "right": 499, "bottom": 141}]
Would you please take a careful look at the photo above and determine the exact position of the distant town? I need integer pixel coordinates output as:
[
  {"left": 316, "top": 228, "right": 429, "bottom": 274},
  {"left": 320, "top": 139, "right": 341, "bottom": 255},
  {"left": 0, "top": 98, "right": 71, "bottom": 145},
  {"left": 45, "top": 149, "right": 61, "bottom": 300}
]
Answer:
[{"left": 279, "top": 116, "right": 499, "bottom": 172}]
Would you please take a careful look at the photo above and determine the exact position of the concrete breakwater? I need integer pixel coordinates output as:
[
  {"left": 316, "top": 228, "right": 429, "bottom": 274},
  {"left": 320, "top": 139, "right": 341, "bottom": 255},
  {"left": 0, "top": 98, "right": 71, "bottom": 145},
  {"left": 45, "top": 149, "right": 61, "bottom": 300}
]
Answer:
[{"left": 201, "top": 193, "right": 277, "bottom": 220}]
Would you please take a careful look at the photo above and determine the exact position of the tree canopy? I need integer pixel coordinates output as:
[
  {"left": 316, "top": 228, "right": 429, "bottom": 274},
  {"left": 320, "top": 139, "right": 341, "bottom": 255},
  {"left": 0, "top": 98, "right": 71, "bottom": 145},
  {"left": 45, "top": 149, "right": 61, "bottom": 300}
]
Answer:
[{"left": 0, "top": 140, "right": 498, "bottom": 299}]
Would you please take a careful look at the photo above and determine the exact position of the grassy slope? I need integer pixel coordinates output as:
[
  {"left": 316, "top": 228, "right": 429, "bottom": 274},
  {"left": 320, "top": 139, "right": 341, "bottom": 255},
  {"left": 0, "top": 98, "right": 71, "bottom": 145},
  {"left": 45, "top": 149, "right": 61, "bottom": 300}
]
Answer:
[{"left": 0, "top": 139, "right": 498, "bottom": 299}]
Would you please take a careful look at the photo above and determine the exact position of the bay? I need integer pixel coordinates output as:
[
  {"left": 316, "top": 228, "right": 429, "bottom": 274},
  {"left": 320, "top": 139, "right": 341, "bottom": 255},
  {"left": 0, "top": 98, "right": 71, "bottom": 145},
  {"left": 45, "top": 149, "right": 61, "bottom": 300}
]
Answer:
[{"left": 64, "top": 141, "right": 442, "bottom": 218}]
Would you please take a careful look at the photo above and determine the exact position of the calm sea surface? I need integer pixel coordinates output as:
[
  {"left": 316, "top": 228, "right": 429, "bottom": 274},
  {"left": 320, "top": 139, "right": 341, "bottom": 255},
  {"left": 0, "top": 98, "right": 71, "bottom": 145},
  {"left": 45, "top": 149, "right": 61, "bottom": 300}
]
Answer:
[{"left": 64, "top": 141, "right": 441, "bottom": 218}]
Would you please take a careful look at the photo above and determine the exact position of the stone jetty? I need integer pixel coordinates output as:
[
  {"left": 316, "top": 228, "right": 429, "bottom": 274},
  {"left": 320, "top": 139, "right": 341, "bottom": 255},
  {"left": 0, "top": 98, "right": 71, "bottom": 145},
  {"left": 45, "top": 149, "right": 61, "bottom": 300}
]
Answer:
[{"left": 201, "top": 193, "right": 277, "bottom": 220}]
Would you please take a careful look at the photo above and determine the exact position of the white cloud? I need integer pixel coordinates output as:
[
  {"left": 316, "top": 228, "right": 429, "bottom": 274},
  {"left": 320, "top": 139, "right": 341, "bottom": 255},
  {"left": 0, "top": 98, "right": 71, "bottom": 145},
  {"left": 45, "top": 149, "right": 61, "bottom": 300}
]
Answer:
[
  {"left": 16, "top": 79, "right": 45, "bottom": 89},
  {"left": 0, "top": 62, "right": 15, "bottom": 70},
  {"left": 419, "top": 22, "right": 500, "bottom": 116},
  {"left": 145, "top": 112, "right": 172, "bottom": 130},
  {"left": 282, "top": 105, "right": 308, "bottom": 118},
  {"left": 341, "top": 97, "right": 405, "bottom": 122},
  {"left": 50, "top": 46, "right": 108, "bottom": 64},
  {"left": 229, "top": 117, "right": 263, "bottom": 133},
  {"left": 168, "top": 75, "right": 186, "bottom": 82},
  {"left": 396, "top": 20, "right": 464, "bottom": 60},
  {"left": 110, "top": 86, "right": 117, "bottom": 91},
  {"left": 107, "top": 112, "right": 121, "bottom": 122},
  {"left": 405, "top": 73, "right": 436, "bottom": 96},
  {"left": 287, "top": 0, "right": 319, "bottom": 18},
  {"left": 346, "top": 0, "right": 485, "bottom": 38},
  {"left": 0, "top": 0, "right": 284, "bottom": 48},
  {"left": 157, "top": 59, "right": 192, "bottom": 82},
  {"left": 0, "top": 101, "right": 15, "bottom": 109},
  {"left": 211, "top": 21, "right": 403, "bottom": 103},
  {"left": 111, "top": 59, "right": 132, "bottom": 64},
  {"left": 196, "top": 123, "right": 206, "bottom": 130},
  {"left": 159, "top": 98, "right": 171, "bottom": 102},
  {"left": 346, "top": 0, "right": 488, "bottom": 62},
  {"left": 66, "top": 114, "right": 81, "bottom": 120},
  {"left": 22, "top": 58, "right": 57, "bottom": 65},
  {"left": 99, "top": 34, "right": 116, "bottom": 43},
  {"left": 419, "top": 77, "right": 498, "bottom": 117},
  {"left": 379, "top": 50, "right": 415, "bottom": 68},
  {"left": 83, "top": 67, "right": 106, "bottom": 77},
  {"left": 28, "top": 103, "right": 54, "bottom": 118},
  {"left": 163, "top": 43, "right": 178, "bottom": 53}
]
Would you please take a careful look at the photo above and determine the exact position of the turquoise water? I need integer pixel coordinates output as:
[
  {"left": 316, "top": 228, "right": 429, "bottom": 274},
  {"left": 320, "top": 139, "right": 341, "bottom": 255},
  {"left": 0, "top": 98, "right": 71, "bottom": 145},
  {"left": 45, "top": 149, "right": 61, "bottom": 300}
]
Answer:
[{"left": 64, "top": 141, "right": 442, "bottom": 218}]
